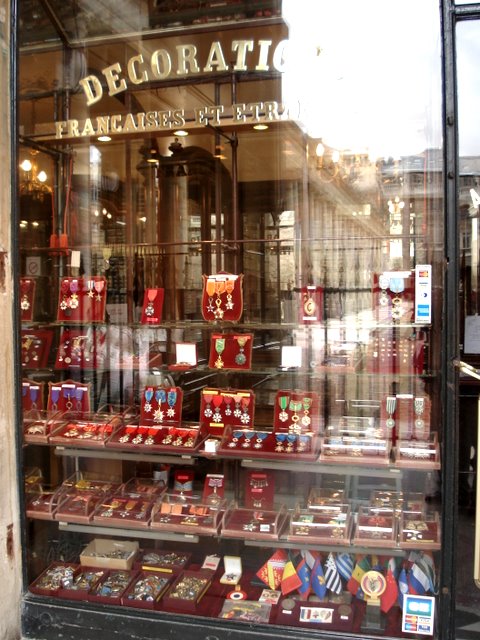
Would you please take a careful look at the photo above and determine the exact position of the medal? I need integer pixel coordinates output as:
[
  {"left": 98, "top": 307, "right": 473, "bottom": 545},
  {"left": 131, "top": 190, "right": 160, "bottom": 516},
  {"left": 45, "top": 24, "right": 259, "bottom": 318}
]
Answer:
[
  {"left": 205, "top": 278, "right": 216, "bottom": 313},
  {"left": 303, "top": 293, "right": 316, "bottom": 317},
  {"left": 212, "top": 395, "right": 223, "bottom": 423},
  {"left": 214, "top": 280, "right": 226, "bottom": 319},
  {"left": 203, "top": 394, "right": 213, "bottom": 418},
  {"left": 144, "top": 388, "right": 154, "bottom": 413},
  {"left": 278, "top": 395, "right": 289, "bottom": 422},
  {"left": 301, "top": 397, "right": 312, "bottom": 427},
  {"left": 240, "top": 398, "right": 251, "bottom": 424},
  {"left": 225, "top": 277, "right": 235, "bottom": 310},
  {"left": 145, "top": 289, "right": 157, "bottom": 317},
  {"left": 167, "top": 389, "right": 177, "bottom": 417},
  {"left": 69, "top": 280, "right": 79, "bottom": 309},
  {"left": 386, "top": 395, "right": 396, "bottom": 429},
  {"left": 214, "top": 338, "right": 225, "bottom": 369},
  {"left": 94, "top": 279, "right": 105, "bottom": 302},
  {"left": 414, "top": 397, "right": 425, "bottom": 431},
  {"left": 235, "top": 335, "right": 248, "bottom": 366}
]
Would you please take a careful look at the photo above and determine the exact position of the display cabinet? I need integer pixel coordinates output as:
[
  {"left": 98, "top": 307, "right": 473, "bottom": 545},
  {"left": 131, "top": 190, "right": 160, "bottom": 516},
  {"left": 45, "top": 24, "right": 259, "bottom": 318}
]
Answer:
[{"left": 16, "top": 1, "right": 446, "bottom": 639}]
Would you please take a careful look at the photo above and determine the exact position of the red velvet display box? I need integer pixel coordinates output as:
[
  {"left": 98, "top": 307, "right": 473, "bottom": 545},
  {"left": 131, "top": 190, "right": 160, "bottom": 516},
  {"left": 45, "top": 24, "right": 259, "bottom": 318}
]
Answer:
[
  {"left": 325, "top": 416, "right": 380, "bottom": 439},
  {"left": 380, "top": 394, "right": 431, "bottom": 440},
  {"left": 369, "top": 490, "right": 406, "bottom": 512},
  {"left": 201, "top": 273, "right": 243, "bottom": 323},
  {"left": 307, "top": 487, "right": 346, "bottom": 508},
  {"left": 202, "top": 473, "right": 225, "bottom": 504},
  {"left": 221, "top": 505, "right": 289, "bottom": 541},
  {"left": 286, "top": 505, "right": 352, "bottom": 545},
  {"left": 55, "top": 327, "right": 106, "bottom": 370},
  {"left": 150, "top": 493, "right": 226, "bottom": 536},
  {"left": 398, "top": 510, "right": 441, "bottom": 550},
  {"left": 20, "top": 277, "right": 36, "bottom": 321},
  {"left": 273, "top": 390, "right": 321, "bottom": 434},
  {"left": 208, "top": 333, "right": 253, "bottom": 370},
  {"left": 21, "top": 329, "right": 53, "bottom": 369},
  {"left": 57, "top": 566, "right": 107, "bottom": 601},
  {"left": 200, "top": 387, "right": 255, "bottom": 438},
  {"left": 106, "top": 423, "right": 204, "bottom": 452},
  {"left": 394, "top": 434, "right": 440, "bottom": 469},
  {"left": 135, "top": 549, "right": 192, "bottom": 575},
  {"left": 23, "top": 409, "right": 65, "bottom": 445},
  {"left": 92, "top": 494, "right": 155, "bottom": 529},
  {"left": 56, "top": 491, "right": 111, "bottom": 524},
  {"left": 25, "top": 484, "right": 63, "bottom": 520},
  {"left": 366, "top": 329, "right": 426, "bottom": 375},
  {"left": 218, "top": 427, "right": 319, "bottom": 461},
  {"left": 163, "top": 570, "right": 213, "bottom": 611},
  {"left": 140, "top": 386, "right": 183, "bottom": 426},
  {"left": 49, "top": 412, "right": 123, "bottom": 448},
  {"left": 55, "top": 473, "right": 119, "bottom": 524},
  {"left": 320, "top": 436, "right": 391, "bottom": 466},
  {"left": 373, "top": 271, "right": 414, "bottom": 323},
  {"left": 122, "top": 570, "right": 172, "bottom": 609},
  {"left": 29, "top": 562, "right": 79, "bottom": 597},
  {"left": 57, "top": 276, "right": 107, "bottom": 323},
  {"left": 352, "top": 506, "right": 397, "bottom": 548},
  {"left": 121, "top": 477, "right": 167, "bottom": 499},
  {"left": 245, "top": 470, "right": 275, "bottom": 510},
  {"left": 87, "top": 569, "right": 137, "bottom": 605},
  {"left": 299, "top": 285, "right": 323, "bottom": 324},
  {"left": 317, "top": 343, "right": 362, "bottom": 373},
  {"left": 140, "top": 288, "right": 165, "bottom": 325},
  {"left": 47, "top": 380, "right": 91, "bottom": 413},
  {"left": 22, "top": 379, "right": 45, "bottom": 411}
]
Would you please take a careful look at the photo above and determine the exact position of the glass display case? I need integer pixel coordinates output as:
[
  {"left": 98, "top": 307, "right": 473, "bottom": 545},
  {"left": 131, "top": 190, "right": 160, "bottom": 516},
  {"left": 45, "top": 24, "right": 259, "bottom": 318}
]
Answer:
[{"left": 16, "top": 1, "right": 446, "bottom": 639}]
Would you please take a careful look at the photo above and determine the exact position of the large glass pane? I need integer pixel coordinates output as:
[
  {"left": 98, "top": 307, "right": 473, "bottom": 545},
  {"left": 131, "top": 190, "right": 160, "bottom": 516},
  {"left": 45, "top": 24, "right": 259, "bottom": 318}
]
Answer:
[
  {"left": 18, "top": 1, "right": 444, "bottom": 638},
  {"left": 455, "top": 17, "right": 480, "bottom": 633}
]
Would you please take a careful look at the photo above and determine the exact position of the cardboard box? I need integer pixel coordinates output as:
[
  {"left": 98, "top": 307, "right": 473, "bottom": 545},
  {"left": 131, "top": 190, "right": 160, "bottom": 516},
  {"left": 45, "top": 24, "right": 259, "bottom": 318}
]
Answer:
[{"left": 80, "top": 538, "right": 139, "bottom": 570}]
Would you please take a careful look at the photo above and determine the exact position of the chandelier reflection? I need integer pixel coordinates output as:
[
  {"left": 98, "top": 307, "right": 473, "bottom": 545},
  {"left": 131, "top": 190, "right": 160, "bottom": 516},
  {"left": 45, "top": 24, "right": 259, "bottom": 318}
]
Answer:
[{"left": 19, "top": 150, "right": 52, "bottom": 201}]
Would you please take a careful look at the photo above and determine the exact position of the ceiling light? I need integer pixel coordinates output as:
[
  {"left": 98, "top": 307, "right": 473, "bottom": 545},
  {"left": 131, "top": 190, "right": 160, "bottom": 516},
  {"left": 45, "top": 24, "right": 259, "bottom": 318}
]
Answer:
[
  {"left": 253, "top": 124, "right": 268, "bottom": 131},
  {"left": 174, "top": 129, "right": 189, "bottom": 137},
  {"left": 98, "top": 135, "right": 111, "bottom": 142}
]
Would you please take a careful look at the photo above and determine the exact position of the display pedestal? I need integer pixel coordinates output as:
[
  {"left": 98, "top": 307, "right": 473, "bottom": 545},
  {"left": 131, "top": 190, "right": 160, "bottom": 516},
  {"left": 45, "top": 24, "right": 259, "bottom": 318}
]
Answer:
[
  {"left": 362, "top": 599, "right": 384, "bottom": 632},
  {"left": 360, "top": 570, "right": 387, "bottom": 633}
]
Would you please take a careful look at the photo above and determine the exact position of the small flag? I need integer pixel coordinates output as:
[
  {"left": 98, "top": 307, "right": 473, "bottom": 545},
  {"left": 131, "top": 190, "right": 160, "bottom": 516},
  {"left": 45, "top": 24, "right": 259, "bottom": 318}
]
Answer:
[
  {"left": 256, "top": 549, "right": 287, "bottom": 590},
  {"left": 336, "top": 552, "right": 354, "bottom": 582},
  {"left": 416, "top": 552, "right": 436, "bottom": 593},
  {"left": 281, "top": 552, "right": 302, "bottom": 595},
  {"left": 296, "top": 553, "right": 311, "bottom": 599},
  {"left": 380, "top": 558, "right": 399, "bottom": 613},
  {"left": 324, "top": 552, "right": 342, "bottom": 594},
  {"left": 409, "top": 561, "right": 430, "bottom": 595},
  {"left": 347, "top": 555, "right": 371, "bottom": 599},
  {"left": 311, "top": 552, "right": 327, "bottom": 599},
  {"left": 398, "top": 567, "right": 409, "bottom": 608}
]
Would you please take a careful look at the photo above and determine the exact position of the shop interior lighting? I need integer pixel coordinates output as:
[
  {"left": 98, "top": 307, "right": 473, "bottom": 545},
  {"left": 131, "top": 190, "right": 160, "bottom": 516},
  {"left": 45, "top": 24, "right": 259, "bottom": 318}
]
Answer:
[
  {"left": 173, "top": 129, "right": 189, "bottom": 136},
  {"left": 19, "top": 150, "right": 52, "bottom": 200},
  {"left": 146, "top": 149, "right": 159, "bottom": 164},
  {"left": 214, "top": 145, "right": 227, "bottom": 160},
  {"left": 98, "top": 135, "right": 111, "bottom": 142},
  {"left": 253, "top": 124, "right": 268, "bottom": 131}
]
